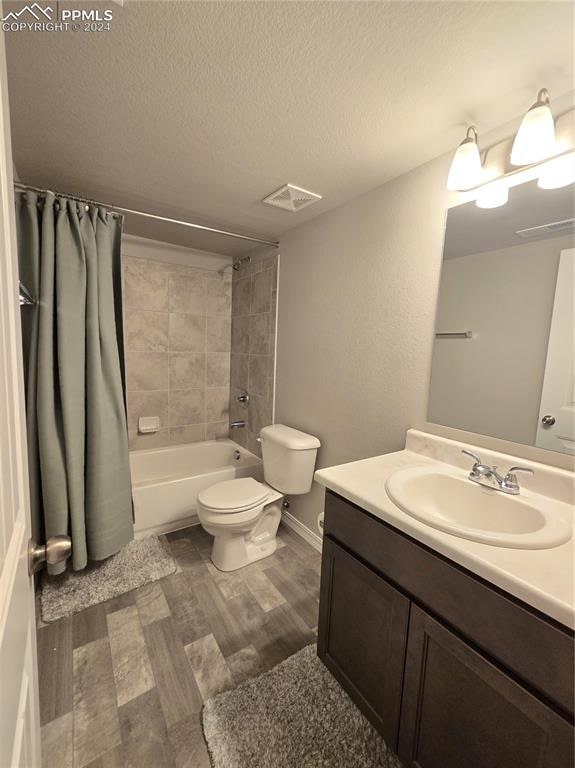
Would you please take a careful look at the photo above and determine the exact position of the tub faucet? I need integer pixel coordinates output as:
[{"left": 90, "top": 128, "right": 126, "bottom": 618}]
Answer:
[{"left": 230, "top": 421, "right": 245, "bottom": 429}]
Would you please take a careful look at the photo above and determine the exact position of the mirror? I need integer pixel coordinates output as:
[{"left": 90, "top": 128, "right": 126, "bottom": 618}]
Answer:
[{"left": 428, "top": 179, "right": 575, "bottom": 455}]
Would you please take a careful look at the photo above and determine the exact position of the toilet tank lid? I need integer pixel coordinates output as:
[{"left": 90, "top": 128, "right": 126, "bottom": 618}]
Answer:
[{"left": 260, "top": 424, "right": 321, "bottom": 450}]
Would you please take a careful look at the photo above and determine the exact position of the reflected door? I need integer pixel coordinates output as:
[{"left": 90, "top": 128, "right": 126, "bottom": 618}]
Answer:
[{"left": 536, "top": 248, "right": 575, "bottom": 454}]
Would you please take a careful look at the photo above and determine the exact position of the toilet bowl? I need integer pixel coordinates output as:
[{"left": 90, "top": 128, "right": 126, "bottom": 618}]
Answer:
[
  {"left": 197, "top": 477, "right": 283, "bottom": 571},
  {"left": 197, "top": 424, "right": 320, "bottom": 571}
]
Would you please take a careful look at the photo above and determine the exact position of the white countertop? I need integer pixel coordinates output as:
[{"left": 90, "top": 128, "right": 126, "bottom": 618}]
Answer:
[{"left": 314, "top": 432, "right": 575, "bottom": 629}]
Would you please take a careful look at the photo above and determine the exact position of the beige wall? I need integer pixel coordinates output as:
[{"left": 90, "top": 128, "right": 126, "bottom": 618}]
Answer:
[
  {"left": 275, "top": 156, "right": 449, "bottom": 531},
  {"left": 122, "top": 241, "right": 232, "bottom": 449},
  {"left": 230, "top": 249, "right": 278, "bottom": 456},
  {"left": 429, "top": 235, "right": 572, "bottom": 446}
]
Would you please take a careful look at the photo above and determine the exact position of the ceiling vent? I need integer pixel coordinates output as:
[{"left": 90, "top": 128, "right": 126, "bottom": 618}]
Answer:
[
  {"left": 516, "top": 218, "right": 575, "bottom": 238},
  {"left": 262, "top": 184, "right": 322, "bottom": 212}
]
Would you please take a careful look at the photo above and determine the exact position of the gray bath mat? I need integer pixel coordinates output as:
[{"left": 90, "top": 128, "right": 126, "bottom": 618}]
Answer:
[
  {"left": 40, "top": 536, "right": 176, "bottom": 622},
  {"left": 202, "top": 644, "right": 403, "bottom": 768}
]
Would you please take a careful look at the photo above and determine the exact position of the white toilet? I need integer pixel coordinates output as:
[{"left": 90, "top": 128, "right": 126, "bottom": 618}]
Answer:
[{"left": 197, "top": 424, "right": 320, "bottom": 571}]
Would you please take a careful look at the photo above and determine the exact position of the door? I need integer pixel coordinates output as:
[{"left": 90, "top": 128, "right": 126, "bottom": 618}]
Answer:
[
  {"left": 0, "top": 22, "right": 41, "bottom": 768},
  {"left": 536, "top": 248, "right": 575, "bottom": 454},
  {"left": 317, "top": 536, "right": 410, "bottom": 750},
  {"left": 398, "top": 606, "right": 574, "bottom": 768}
]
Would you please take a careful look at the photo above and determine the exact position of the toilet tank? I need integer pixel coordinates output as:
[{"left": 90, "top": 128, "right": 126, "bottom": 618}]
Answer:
[{"left": 260, "top": 424, "right": 320, "bottom": 495}]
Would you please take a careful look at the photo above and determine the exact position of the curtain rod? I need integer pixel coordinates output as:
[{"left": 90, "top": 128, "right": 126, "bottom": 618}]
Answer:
[{"left": 13, "top": 182, "right": 280, "bottom": 249}]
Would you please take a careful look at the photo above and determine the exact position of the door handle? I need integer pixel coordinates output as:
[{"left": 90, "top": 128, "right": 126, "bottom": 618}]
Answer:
[
  {"left": 28, "top": 535, "right": 72, "bottom": 575},
  {"left": 541, "top": 415, "right": 556, "bottom": 427}
]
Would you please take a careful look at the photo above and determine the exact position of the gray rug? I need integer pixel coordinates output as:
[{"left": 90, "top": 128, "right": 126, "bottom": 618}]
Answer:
[
  {"left": 203, "top": 644, "right": 403, "bottom": 768},
  {"left": 40, "top": 536, "right": 176, "bottom": 622}
]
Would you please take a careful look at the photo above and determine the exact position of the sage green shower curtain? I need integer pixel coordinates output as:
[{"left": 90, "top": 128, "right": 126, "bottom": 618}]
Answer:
[{"left": 17, "top": 191, "right": 133, "bottom": 574}]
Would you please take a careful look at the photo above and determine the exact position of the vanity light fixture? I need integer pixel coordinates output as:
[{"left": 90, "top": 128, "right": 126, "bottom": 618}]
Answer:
[
  {"left": 475, "top": 179, "right": 509, "bottom": 209},
  {"left": 446, "top": 126, "right": 483, "bottom": 191},
  {"left": 510, "top": 88, "right": 556, "bottom": 166},
  {"left": 447, "top": 88, "right": 574, "bottom": 204},
  {"left": 537, "top": 153, "right": 575, "bottom": 189}
]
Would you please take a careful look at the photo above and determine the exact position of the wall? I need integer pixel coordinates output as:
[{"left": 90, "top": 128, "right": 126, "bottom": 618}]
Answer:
[
  {"left": 122, "top": 236, "right": 233, "bottom": 449},
  {"left": 275, "top": 107, "right": 575, "bottom": 535},
  {"left": 429, "top": 235, "right": 572, "bottom": 446},
  {"left": 229, "top": 248, "right": 278, "bottom": 456},
  {"left": 275, "top": 156, "right": 449, "bottom": 532}
]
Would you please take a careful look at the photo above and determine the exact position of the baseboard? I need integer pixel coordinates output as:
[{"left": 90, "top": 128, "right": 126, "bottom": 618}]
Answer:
[
  {"left": 281, "top": 510, "right": 323, "bottom": 553},
  {"left": 134, "top": 514, "right": 200, "bottom": 539}
]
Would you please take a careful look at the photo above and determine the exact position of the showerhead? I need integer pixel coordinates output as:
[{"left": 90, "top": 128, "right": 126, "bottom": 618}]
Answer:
[{"left": 233, "top": 255, "right": 251, "bottom": 271}]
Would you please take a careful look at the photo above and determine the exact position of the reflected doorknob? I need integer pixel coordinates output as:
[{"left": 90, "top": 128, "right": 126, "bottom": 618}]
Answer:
[
  {"left": 28, "top": 535, "right": 72, "bottom": 575},
  {"left": 541, "top": 415, "right": 556, "bottom": 427}
]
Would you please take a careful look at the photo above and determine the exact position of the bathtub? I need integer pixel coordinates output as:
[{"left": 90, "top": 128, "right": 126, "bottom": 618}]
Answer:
[{"left": 130, "top": 439, "right": 263, "bottom": 538}]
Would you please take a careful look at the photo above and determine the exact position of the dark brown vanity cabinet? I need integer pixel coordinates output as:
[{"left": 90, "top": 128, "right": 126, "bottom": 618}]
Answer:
[
  {"left": 317, "top": 536, "right": 410, "bottom": 747},
  {"left": 318, "top": 490, "right": 575, "bottom": 768},
  {"left": 399, "top": 607, "right": 573, "bottom": 768}
]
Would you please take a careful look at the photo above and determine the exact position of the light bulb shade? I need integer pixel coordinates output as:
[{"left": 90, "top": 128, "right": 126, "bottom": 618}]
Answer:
[
  {"left": 537, "top": 154, "right": 575, "bottom": 189},
  {"left": 475, "top": 180, "right": 509, "bottom": 209},
  {"left": 447, "top": 136, "right": 483, "bottom": 191},
  {"left": 510, "top": 93, "right": 556, "bottom": 166}
]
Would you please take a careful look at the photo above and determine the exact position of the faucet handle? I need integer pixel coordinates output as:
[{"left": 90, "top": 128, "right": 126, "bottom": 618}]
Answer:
[
  {"left": 236, "top": 390, "right": 250, "bottom": 407},
  {"left": 503, "top": 466, "right": 534, "bottom": 492},
  {"left": 461, "top": 449, "right": 488, "bottom": 478},
  {"left": 461, "top": 449, "right": 482, "bottom": 467},
  {"left": 504, "top": 466, "right": 534, "bottom": 481}
]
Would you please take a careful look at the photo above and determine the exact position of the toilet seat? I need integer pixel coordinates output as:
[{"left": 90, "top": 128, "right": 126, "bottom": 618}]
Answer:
[{"left": 198, "top": 477, "right": 269, "bottom": 515}]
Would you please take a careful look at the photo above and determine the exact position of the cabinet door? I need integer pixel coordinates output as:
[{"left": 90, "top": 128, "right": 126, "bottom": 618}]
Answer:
[
  {"left": 399, "top": 606, "right": 574, "bottom": 768},
  {"left": 317, "top": 536, "right": 410, "bottom": 749}
]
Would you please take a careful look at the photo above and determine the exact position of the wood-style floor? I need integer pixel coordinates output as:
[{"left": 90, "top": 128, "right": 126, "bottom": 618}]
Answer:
[{"left": 37, "top": 524, "right": 321, "bottom": 768}]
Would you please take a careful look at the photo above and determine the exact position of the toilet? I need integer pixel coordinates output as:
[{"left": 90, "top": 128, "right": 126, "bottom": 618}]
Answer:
[{"left": 197, "top": 424, "right": 320, "bottom": 571}]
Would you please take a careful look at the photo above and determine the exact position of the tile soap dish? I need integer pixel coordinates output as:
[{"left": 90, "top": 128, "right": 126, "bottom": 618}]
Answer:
[{"left": 138, "top": 416, "right": 160, "bottom": 434}]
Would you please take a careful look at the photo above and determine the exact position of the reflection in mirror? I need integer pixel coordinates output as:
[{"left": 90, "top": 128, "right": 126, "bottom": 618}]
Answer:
[{"left": 428, "top": 180, "right": 575, "bottom": 455}]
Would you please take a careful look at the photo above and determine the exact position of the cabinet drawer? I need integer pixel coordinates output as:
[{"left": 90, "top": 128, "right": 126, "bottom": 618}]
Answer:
[
  {"left": 399, "top": 606, "right": 574, "bottom": 768},
  {"left": 318, "top": 536, "right": 410, "bottom": 750},
  {"left": 325, "top": 490, "right": 574, "bottom": 716}
]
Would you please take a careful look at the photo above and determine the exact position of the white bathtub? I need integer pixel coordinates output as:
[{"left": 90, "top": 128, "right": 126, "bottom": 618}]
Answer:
[{"left": 130, "top": 439, "right": 263, "bottom": 538}]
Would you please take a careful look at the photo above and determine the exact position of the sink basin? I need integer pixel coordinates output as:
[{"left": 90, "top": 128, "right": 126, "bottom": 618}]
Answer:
[{"left": 385, "top": 466, "right": 572, "bottom": 549}]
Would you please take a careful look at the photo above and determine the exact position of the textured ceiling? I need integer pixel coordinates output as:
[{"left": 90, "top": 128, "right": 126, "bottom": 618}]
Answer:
[{"left": 5, "top": 0, "right": 575, "bottom": 255}]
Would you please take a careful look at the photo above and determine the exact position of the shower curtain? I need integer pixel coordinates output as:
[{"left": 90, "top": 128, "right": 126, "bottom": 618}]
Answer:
[{"left": 17, "top": 190, "right": 133, "bottom": 574}]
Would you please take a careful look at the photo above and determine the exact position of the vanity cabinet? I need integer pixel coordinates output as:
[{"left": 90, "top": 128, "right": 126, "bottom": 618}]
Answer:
[
  {"left": 399, "top": 606, "right": 572, "bottom": 768},
  {"left": 318, "top": 536, "right": 409, "bottom": 747},
  {"left": 318, "top": 490, "right": 575, "bottom": 768}
]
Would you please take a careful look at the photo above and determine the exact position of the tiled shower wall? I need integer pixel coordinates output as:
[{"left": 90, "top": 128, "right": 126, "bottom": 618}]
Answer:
[
  {"left": 230, "top": 249, "right": 279, "bottom": 456},
  {"left": 122, "top": 252, "right": 232, "bottom": 449}
]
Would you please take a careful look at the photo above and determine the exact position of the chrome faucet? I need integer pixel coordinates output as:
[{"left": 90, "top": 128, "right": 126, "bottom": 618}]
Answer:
[{"left": 462, "top": 450, "right": 533, "bottom": 495}]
